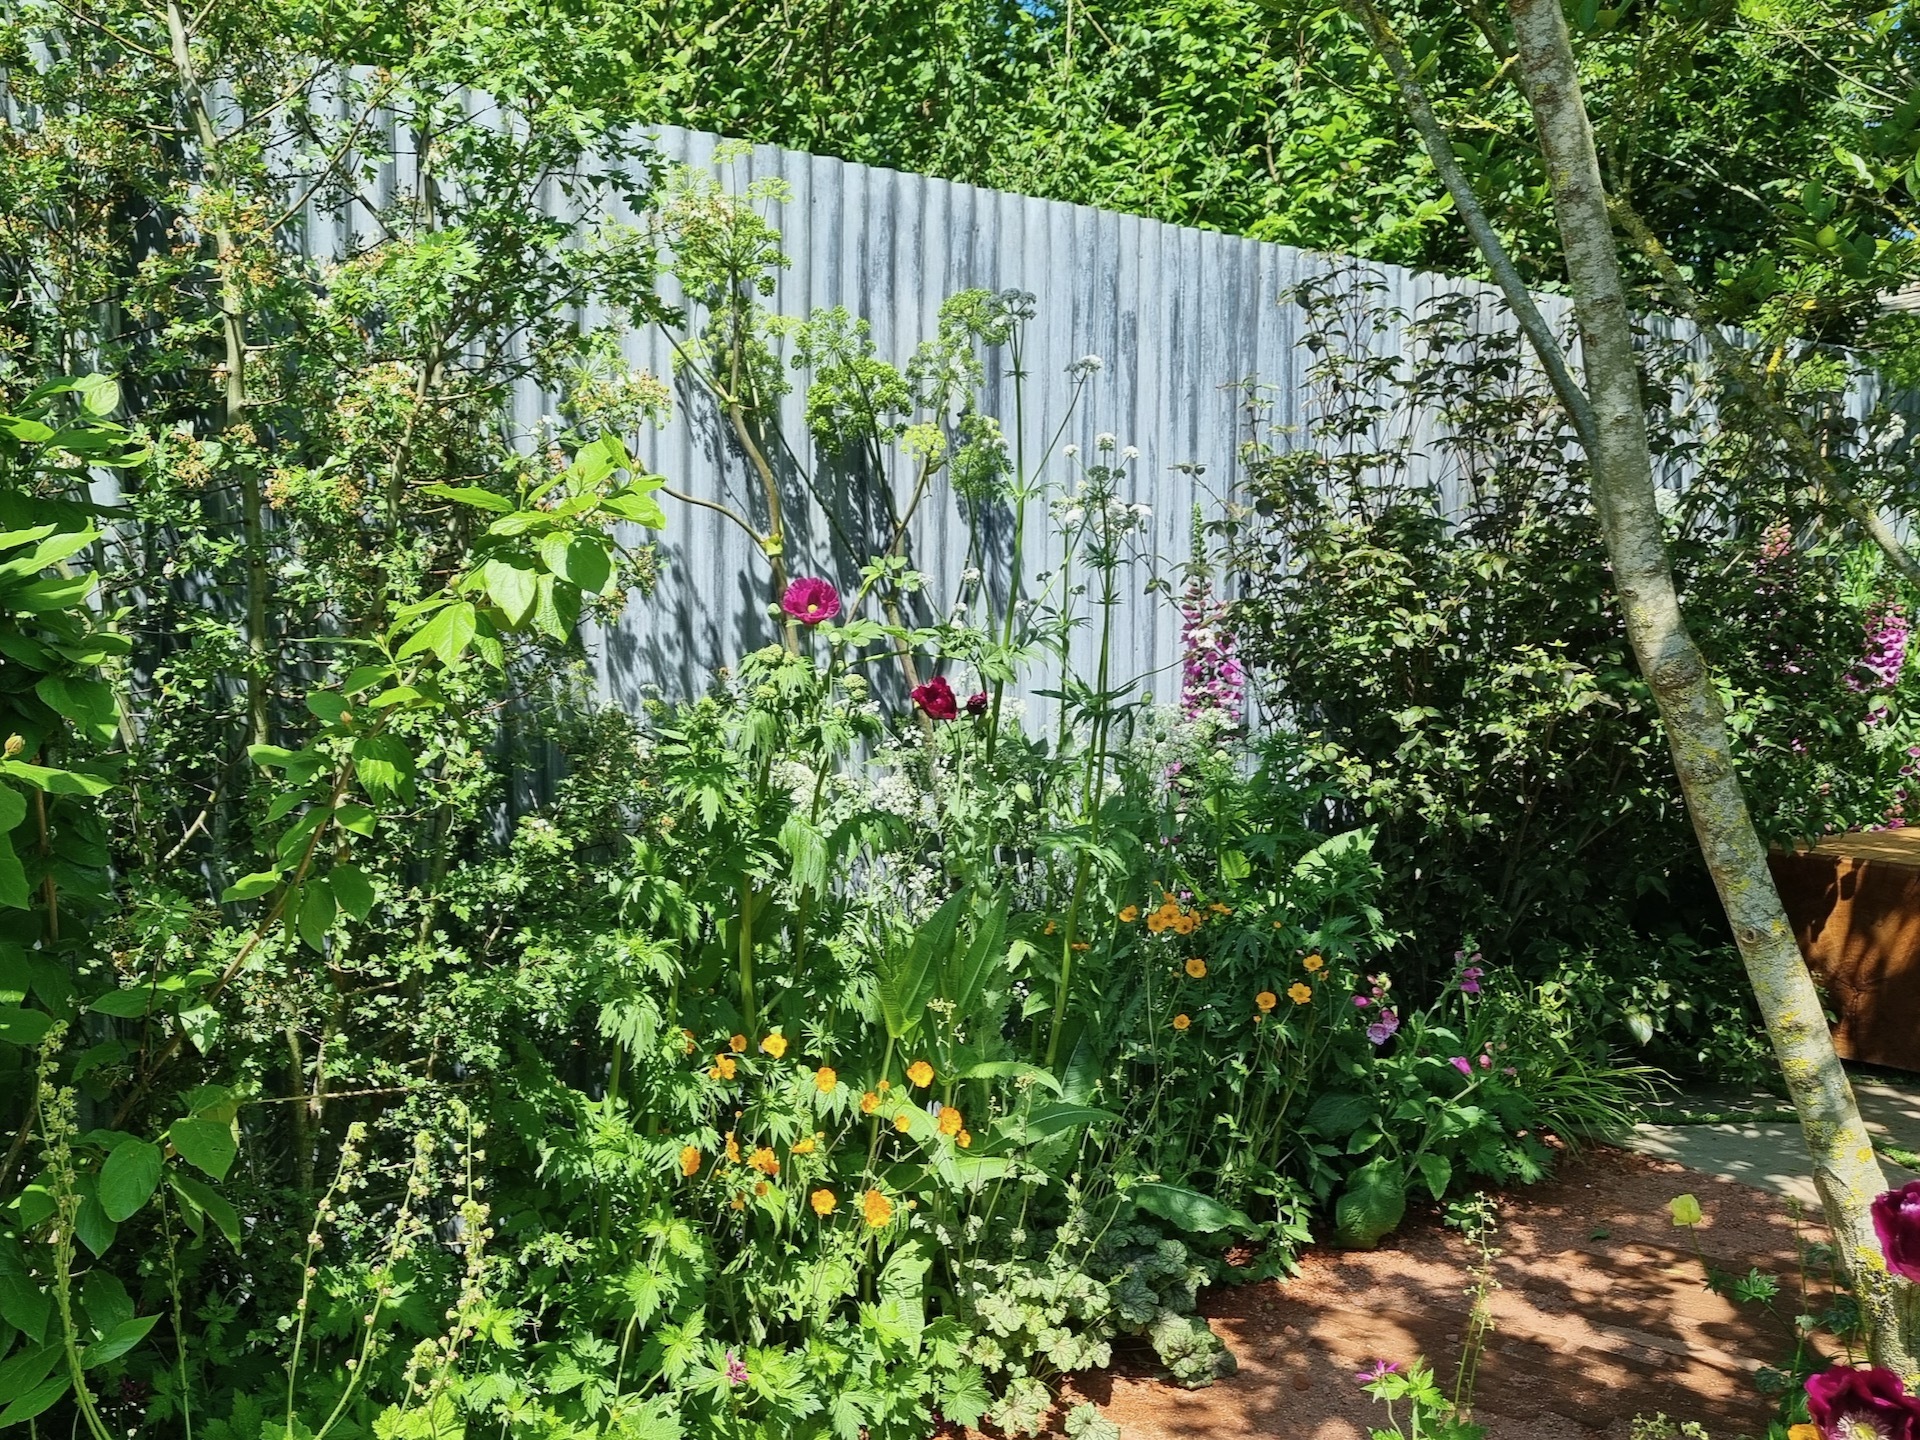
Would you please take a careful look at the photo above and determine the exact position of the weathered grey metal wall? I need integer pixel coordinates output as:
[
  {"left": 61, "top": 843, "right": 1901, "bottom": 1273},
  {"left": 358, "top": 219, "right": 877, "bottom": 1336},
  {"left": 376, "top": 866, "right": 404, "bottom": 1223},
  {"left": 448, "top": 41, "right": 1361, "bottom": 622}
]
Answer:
[{"left": 566, "top": 126, "right": 1586, "bottom": 726}]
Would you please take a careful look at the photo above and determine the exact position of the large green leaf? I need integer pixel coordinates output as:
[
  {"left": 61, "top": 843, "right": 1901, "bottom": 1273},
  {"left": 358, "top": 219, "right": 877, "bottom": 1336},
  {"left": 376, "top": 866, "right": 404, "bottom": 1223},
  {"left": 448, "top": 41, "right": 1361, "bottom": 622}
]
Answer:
[
  {"left": 942, "top": 896, "right": 1008, "bottom": 1018},
  {"left": 98, "top": 1139, "right": 162, "bottom": 1222},
  {"left": 169, "top": 1172, "right": 242, "bottom": 1249},
  {"left": 1334, "top": 1157, "right": 1407, "bottom": 1249},
  {"left": 875, "top": 891, "right": 965, "bottom": 1040},
  {"left": 0, "top": 1008, "right": 52, "bottom": 1046},
  {"left": 0, "top": 1237, "right": 49, "bottom": 1345},
  {"left": 328, "top": 863, "right": 375, "bottom": 921},
  {"left": 296, "top": 877, "right": 336, "bottom": 951},
  {"left": 1305, "top": 1091, "right": 1376, "bottom": 1139},
  {"left": 169, "top": 1116, "right": 237, "bottom": 1181},
  {"left": 480, "top": 557, "right": 538, "bottom": 625},
  {"left": 397, "top": 600, "right": 477, "bottom": 667},
  {"left": 79, "top": 1315, "right": 157, "bottom": 1368},
  {"left": 1131, "top": 1181, "right": 1255, "bottom": 1235}
]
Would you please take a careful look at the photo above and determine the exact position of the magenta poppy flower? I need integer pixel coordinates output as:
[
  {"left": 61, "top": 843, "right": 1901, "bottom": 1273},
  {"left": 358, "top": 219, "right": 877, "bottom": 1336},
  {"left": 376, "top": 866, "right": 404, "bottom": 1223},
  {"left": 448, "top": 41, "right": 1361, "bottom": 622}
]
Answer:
[
  {"left": 965, "top": 690, "right": 989, "bottom": 717},
  {"left": 911, "top": 676, "right": 959, "bottom": 720},
  {"left": 1449, "top": 1056, "right": 1473, "bottom": 1077},
  {"left": 1872, "top": 1180, "right": 1920, "bottom": 1282},
  {"left": 781, "top": 576, "right": 841, "bottom": 626},
  {"left": 1806, "top": 1365, "right": 1920, "bottom": 1440}
]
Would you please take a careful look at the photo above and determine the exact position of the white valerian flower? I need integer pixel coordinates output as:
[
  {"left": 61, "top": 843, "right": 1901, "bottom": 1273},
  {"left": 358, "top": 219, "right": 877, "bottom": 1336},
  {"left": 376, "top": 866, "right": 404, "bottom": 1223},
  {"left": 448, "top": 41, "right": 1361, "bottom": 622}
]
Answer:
[
  {"left": 1068, "top": 354, "right": 1104, "bottom": 378},
  {"left": 1096, "top": 432, "right": 1117, "bottom": 452},
  {"left": 1122, "top": 445, "right": 1139, "bottom": 461},
  {"left": 1132, "top": 503, "right": 1152, "bottom": 521},
  {"left": 1063, "top": 444, "right": 1079, "bottom": 458}
]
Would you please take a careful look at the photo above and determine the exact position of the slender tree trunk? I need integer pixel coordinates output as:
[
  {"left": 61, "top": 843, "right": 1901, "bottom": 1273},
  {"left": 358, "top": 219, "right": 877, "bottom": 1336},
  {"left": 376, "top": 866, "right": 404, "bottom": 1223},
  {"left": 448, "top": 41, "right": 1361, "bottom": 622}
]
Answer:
[
  {"left": 1496, "top": 0, "right": 1914, "bottom": 1372},
  {"left": 1349, "top": 0, "right": 1915, "bottom": 1376}
]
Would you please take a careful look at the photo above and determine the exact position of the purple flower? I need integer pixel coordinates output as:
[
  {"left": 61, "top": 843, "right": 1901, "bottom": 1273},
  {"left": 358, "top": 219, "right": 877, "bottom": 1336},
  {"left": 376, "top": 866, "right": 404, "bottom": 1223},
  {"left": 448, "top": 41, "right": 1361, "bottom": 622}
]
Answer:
[
  {"left": 724, "top": 1348, "right": 749, "bottom": 1387},
  {"left": 1355, "top": 1359, "right": 1402, "bottom": 1384},
  {"left": 1178, "top": 577, "right": 1244, "bottom": 725},
  {"left": 1365, "top": 1009, "right": 1399, "bottom": 1046},
  {"left": 780, "top": 576, "right": 841, "bottom": 626},
  {"left": 1806, "top": 1365, "right": 1920, "bottom": 1440},
  {"left": 1458, "top": 965, "right": 1484, "bottom": 996},
  {"left": 1872, "top": 1180, "right": 1920, "bottom": 1283},
  {"left": 910, "top": 676, "right": 959, "bottom": 720},
  {"left": 965, "top": 690, "right": 989, "bottom": 717},
  {"left": 1352, "top": 995, "right": 1370, "bottom": 1009},
  {"left": 1477, "top": 1053, "right": 1492, "bottom": 1070},
  {"left": 1449, "top": 1056, "right": 1473, "bottom": 1077},
  {"left": 1850, "top": 600, "right": 1911, "bottom": 692}
]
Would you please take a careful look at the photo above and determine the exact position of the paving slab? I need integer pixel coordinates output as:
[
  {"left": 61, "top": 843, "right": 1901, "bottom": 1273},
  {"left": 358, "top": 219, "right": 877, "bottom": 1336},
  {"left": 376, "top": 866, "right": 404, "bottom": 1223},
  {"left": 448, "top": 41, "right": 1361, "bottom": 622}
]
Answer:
[{"left": 1620, "top": 1068, "right": 1920, "bottom": 1207}]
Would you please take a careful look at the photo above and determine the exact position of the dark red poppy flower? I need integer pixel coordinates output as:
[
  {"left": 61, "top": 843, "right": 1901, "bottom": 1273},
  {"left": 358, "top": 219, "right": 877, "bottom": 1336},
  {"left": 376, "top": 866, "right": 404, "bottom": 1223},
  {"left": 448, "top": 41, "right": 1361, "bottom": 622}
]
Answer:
[
  {"left": 965, "top": 690, "right": 989, "bottom": 717},
  {"left": 1806, "top": 1365, "right": 1920, "bottom": 1440},
  {"left": 911, "top": 676, "right": 959, "bottom": 720}
]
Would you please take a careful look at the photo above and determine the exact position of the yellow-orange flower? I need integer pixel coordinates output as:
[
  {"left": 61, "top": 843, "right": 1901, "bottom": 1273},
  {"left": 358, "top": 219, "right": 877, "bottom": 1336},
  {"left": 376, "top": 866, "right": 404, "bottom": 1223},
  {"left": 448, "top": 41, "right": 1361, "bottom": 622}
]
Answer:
[
  {"left": 710, "top": 1054, "right": 738, "bottom": 1081},
  {"left": 725, "top": 1132, "right": 741, "bottom": 1164},
  {"left": 1044, "top": 919, "right": 1057, "bottom": 935},
  {"left": 1787, "top": 1426, "right": 1819, "bottom": 1440},
  {"left": 861, "top": 1189, "right": 894, "bottom": 1227},
  {"left": 760, "top": 1033, "right": 788, "bottom": 1059},
  {"left": 754, "top": 1180, "right": 768, "bottom": 1196},
  {"left": 728, "top": 1034, "right": 747, "bottom": 1054},
  {"left": 1255, "top": 991, "right": 1278, "bottom": 1013},
  {"left": 1288, "top": 982, "right": 1312, "bottom": 1005},
  {"left": 1146, "top": 912, "right": 1172, "bottom": 934},
  {"left": 1303, "top": 954, "right": 1325, "bottom": 972},
  {"left": 1070, "top": 941, "right": 1090, "bottom": 952},
  {"left": 792, "top": 1136, "right": 816, "bottom": 1155},
  {"left": 860, "top": 1090, "right": 880, "bottom": 1115},
  {"left": 748, "top": 1146, "right": 779, "bottom": 1176},
  {"left": 815, "top": 1066, "right": 838, "bottom": 1092},
  {"left": 729, "top": 1194, "right": 745, "bottom": 1210},
  {"left": 1172, "top": 1013, "right": 1191, "bottom": 1031},
  {"left": 1119, "top": 905, "right": 1140, "bottom": 923},
  {"left": 906, "top": 1060, "right": 934, "bottom": 1088},
  {"left": 681, "top": 1028, "right": 696, "bottom": 1054},
  {"left": 1209, "top": 902, "right": 1232, "bottom": 915},
  {"left": 938, "top": 1105, "right": 964, "bottom": 1136},
  {"left": 957, "top": 1130, "right": 972, "bottom": 1148},
  {"left": 679, "top": 1145, "right": 701, "bottom": 1177},
  {"left": 893, "top": 1112, "right": 913, "bottom": 1133},
  {"left": 811, "top": 1188, "right": 837, "bottom": 1216},
  {"left": 1171, "top": 914, "right": 1199, "bottom": 935},
  {"left": 1184, "top": 957, "right": 1207, "bottom": 979}
]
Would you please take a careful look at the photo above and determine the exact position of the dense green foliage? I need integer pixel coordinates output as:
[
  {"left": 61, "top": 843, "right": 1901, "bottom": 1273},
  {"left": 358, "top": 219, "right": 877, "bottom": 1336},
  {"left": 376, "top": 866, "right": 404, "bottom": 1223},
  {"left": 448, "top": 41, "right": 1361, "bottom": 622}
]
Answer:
[
  {"left": 618, "top": 0, "right": 1920, "bottom": 356},
  {"left": 1228, "top": 269, "right": 1920, "bottom": 1077}
]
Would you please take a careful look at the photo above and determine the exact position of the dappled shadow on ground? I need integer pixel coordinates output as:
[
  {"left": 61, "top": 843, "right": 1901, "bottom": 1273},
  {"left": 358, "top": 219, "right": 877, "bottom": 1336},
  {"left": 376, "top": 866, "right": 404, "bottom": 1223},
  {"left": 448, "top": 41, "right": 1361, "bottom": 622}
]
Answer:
[{"left": 1079, "top": 1148, "right": 1812, "bottom": 1440}]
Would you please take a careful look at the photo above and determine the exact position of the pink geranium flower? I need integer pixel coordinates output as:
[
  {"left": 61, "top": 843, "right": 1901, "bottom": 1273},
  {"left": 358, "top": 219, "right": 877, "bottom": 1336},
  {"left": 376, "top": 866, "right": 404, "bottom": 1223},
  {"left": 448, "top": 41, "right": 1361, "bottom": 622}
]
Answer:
[{"left": 781, "top": 576, "right": 841, "bottom": 626}]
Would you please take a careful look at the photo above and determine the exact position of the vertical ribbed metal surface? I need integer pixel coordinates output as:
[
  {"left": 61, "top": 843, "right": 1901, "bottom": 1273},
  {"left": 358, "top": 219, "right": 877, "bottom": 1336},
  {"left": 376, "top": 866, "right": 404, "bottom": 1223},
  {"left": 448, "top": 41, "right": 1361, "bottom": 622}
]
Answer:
[{"left": 588, "top": 125, "right": 1539, "bottom": 726}]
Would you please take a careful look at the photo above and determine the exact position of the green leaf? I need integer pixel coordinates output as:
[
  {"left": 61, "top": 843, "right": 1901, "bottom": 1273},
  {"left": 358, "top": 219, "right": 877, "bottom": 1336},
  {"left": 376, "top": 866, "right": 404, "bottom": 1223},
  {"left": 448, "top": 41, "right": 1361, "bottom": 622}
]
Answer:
[
  {"left": 74, "top": 1189, "right": 116, "bottom": 1257},
  {"left": 296, "top": 878, "right": 336, "bottom": 951},
  {"left": 1304, "top": 1091, "right": 1375, "bottom": 1139},
  {"left": 0, "top": 1238, "right": 49, "bottom": 1345},
  {"left": 220, "top": 871, "right": 281, "bottom": 903},
  {"left": 422, "top": 483, "right": 514, "bottom": 513},
  {"left": 398, "top": 601, "right": 477, "bottom": 668},
  {"left": 0, "top": 761, "right": 110, "bottom": 797},
  {"left": 943, "top": 898, "right": 1008, "bottom": 1018},
  {"left": 957, "top": 1060, "right": 1061, "bottom": 1096},
  {"left": 33, "top": 675, "right": 118, "bottom": 739},
  {"left": 89, "top": 988, "right": 166, "bottom": 1018},
  {"left": 74, "top": 375, "right": 119, "bottom": 416},
  {"left": 1415, "top": 1153, "right": 1452, "bottom": 1201},
  {"left": 98, "top": 1139, "right": 162, "bottom": 1222},
  {"left": 1131, "top": 1181, "right": 1255, "bottom": 1234},
  {"left": 328, "top": 863, "right": 375, "bottom": 921},
  {"left": 1001, "top": 1101, "right": 1116, "bottom": 1144},
  {"left": 351, "top": 734, "right": 414, "bottom": 803},
  {"left": 169, "top": 1116, "right": 237, "bottom": 1181},
  {"left": 1334, "top": 1158, "right": 1407, "bottom": 1249},
  {"left": 0, "top": 1365, "right": 67, "bottom": 1425},
  {"left": 79, "top": 1314, "right": 157, "bottom": 1368},
  {"left": 0, "top": 1008, "right": 53, "bottom": 1046},
  {"left": 169, "top": 1172, "right": 241, "bottom": 1249},
  {"left": 480, "top": 558, "right": 538, "bottom": 625},
  {"left": 333, "top": 802, "right": 376, "bottom": 836},
  {"left": 0, "top": 834, "right": 26, "bottom": 911},
  {"left": 539, "top": 533, "right": 612, "bottom": 594},
  {"left": 875, "top": 891, "right": 964, "bottom": 1040}
]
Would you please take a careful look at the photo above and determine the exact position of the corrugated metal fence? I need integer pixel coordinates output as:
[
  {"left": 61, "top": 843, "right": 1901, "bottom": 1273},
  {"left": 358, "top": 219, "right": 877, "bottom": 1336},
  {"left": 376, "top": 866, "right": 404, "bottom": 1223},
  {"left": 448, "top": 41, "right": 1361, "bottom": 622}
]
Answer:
[{"left": 570, "top": 126, "right": 1596, "bottom": 725}]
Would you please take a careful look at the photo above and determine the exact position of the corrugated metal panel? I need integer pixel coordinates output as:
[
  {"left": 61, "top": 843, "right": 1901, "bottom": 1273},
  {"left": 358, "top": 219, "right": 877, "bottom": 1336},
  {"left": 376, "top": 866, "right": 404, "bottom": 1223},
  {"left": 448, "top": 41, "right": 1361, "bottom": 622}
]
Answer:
[{"left": 586, "top": 125, "right": 1557, "bottom": 728}]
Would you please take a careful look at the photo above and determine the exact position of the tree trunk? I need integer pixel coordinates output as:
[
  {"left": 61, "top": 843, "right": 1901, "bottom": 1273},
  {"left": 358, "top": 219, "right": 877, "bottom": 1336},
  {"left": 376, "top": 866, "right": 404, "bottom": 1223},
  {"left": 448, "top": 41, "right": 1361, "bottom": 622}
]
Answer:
[{"left": 1499, "top": 0, "right": 1915, "bottom": 1373}]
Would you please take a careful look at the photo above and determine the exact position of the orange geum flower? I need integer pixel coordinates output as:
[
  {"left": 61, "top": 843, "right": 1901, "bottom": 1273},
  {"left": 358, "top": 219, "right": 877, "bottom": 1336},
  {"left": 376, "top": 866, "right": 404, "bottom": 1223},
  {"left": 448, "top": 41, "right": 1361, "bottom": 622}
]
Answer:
[
  {"left": 1070, "top": 941, "right": 1090, "bottom": 952},
  {"left": 710, "top": 1055, "right": 738, "bottom": 1081},
  {"left": 681, "top": 1028, "right": 696, "bottom": 1054},
  {"left": 811, "top": 1188, "right": 837, "bottom": 1216},
  {"left": 860, "top": 1090, "right": 880, "bottom": 1115},
  {"left": 1288, "top": 982, "right": 1313, "bottom": 1005},
  {"left": 893, "top": 1112, "right": 913, "bottom": 1133},
  {"left": 728, "top": 1034, "right": 747, "bottom": 1054},
  {"left": 1209, "top": 902, "right": 1232, "bottom": 915},
  {"left": 729, "top": 1194, "right": 746, "bottom": 1211},
  {"left": 1044, "top": 919, "right": 1057, "bottom": 935},
  {"left": 1255, "top": 991, "right": 1278, "bottom": 1013},
  {"left": 1146, "top": 912, "right": 1171, "bottom": 934},
  {"left": 725, "top": 1133, "right": 741, "bottom": 1164},
  {"left": 754, "top": 1180, "right": 769, "bottom": 1196},
  {"left": 861, "top": 1189, "right": 894, "bottom": 1227},
  {"left": 1172, "top": 1013, "right": 1191, "bottom": 1031},
  {"left": 1171, "top": 914, "right": 1199, "bottom": 935},
  {"left": 815, "top": 1066, "right": 838, "bottom": 1092},
  {"left": 957, "top": 1130, "right": 972, "bottom": 1148},
  {"left": 1184, "top": 957, "right": 1207, "bottom": 979},
  {"left": 1303, "top": 954, "right": 1325, "bottom": 972},
  {"left": 679, "top": 1145, "right": 701, "bottom": 1177},
  {"left": 906, "top": 1060, "right": 934, "bottom": 1088},
  {"left": 938, "top": 1105, "right": 964, "bottom": 1136},
  {"left": 748, "top": 1146, "right": 779, "bottom": 1176},
  {"left": 1119, "top": 905, "right": 1140, "bottom": 923},
  {"left": 760, "top": 1033, "right": 788, "bottom": 1059},
  {"left": 791, "top": 1136, "right": 816, "bottom": 1155}
]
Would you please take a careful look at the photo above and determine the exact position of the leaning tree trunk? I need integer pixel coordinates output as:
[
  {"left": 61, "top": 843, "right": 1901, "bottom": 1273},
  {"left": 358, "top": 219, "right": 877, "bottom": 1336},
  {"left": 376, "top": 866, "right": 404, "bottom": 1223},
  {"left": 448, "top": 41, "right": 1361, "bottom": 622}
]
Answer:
[
  {"left": 1346, "top": 0, "right": 1915, "bottom": 1376},
  {"left": 1498, "top": 0, "right": 1915, "bottom": 1373}
]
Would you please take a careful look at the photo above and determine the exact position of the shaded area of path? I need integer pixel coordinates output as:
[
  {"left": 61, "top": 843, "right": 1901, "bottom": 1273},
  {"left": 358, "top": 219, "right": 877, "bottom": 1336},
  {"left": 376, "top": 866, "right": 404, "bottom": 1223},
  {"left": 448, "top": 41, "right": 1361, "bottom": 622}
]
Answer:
[{"left": 1087, "top": 1147, "right": 1822, "bottom": 1439}]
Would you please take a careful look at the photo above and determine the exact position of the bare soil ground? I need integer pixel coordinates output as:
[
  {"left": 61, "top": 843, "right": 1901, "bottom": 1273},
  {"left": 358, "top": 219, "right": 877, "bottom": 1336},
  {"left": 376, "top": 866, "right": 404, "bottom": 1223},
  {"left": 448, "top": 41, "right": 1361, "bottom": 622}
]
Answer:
[{"left": 1072, "top": 1146, "right": 1820, "bottom": 1439}]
